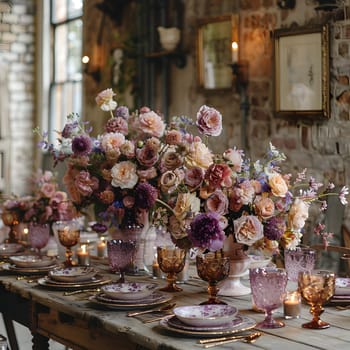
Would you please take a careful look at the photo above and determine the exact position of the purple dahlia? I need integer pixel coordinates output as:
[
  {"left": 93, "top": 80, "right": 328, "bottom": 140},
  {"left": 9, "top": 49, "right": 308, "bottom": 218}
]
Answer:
[
  {"left": 264, "top": 216, "right": 286, "bottom": 241},
  {"left": 135, "top": 182, "right": 158, "bottom": 210},
  {"left": 71, "top": 134, "right": 93, "bottom": 156}
]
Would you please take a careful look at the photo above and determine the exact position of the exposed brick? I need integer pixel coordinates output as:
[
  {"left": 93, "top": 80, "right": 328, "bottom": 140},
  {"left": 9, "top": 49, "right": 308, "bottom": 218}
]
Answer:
[
  {"left": 2, "top": 32, "right": 16, "bottom": 42},
  {"left": 2, "top": 13, "right": 18, "bottom": 24}
]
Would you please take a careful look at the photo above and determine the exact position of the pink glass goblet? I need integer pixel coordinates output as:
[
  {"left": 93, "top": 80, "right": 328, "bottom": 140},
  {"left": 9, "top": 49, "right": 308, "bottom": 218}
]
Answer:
[
  {"left": 284, "top": 247, "right": 316, "bottom": 282},
  {"left": 107, "top": 239, "right": 137, "bottom": 283},
  {"left": 28, "top": 222, "right": 50, "bottom": 257},
  {"left": 250, "top": 267, "right": 288, "bottom": 328}
]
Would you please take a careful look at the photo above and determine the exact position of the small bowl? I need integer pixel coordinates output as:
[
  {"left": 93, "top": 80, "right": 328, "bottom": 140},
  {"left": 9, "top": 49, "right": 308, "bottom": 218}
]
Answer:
[
  {"left": 101, "top": 282, "right": 158, "bottom": 300},
  {"left": 248, "top": 255, "right": 272, "bottom": 269},
  {"left": 49, "top": 266, "right": 97, "bottom": 282},
  {"left": 173, "top": 304, "right": 238, "bottom": 327},
  {"left": 0, "top": 243, "right": 23, "bottom": 254},
  {"left": 10, "top": 255, "right": 56, "bottom": 268}
]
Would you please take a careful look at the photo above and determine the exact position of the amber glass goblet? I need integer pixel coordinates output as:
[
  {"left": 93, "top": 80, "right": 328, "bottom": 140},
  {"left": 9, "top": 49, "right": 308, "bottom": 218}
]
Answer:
[
  {"left": 196, "top": 252, "right": 230, "bottom": 305},
  {"left": 298, "top": 270, "right": 336, "bottom": 329},
  {"left": 157, "top": 246, "right": 186, "bottom": 292},
  {"left": 1, "top": 210, "right": 19, "bottom": 243},
  {"left": 56, "top": 220, "right": 81, "bottom": 267}
]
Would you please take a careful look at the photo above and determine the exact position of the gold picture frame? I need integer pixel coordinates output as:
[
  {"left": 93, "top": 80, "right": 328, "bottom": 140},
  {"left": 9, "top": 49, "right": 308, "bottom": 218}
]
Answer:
[
  {"left": 197, "top": 14, "right": 239, "bottom": 91},
  {"left": 273, "top": 24, "right": 330, "bottom": 119}
]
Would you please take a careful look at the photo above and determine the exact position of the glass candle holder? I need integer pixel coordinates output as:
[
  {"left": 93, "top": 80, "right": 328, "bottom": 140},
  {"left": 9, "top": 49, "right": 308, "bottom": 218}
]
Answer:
[
  {"left": 96, "top": 237, "right": 107, "bottom": 258},
  {"left": 283, "top": 291, "right": 301, "bottom": 319},
  {"left": 77, "top": 243, "right": 90, "bottom": 266}
]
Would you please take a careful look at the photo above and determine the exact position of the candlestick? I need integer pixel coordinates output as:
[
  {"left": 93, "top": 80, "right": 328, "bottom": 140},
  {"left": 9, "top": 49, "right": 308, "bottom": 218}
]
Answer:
[
  {"left": 97, "top": 238, "right": 107, "bottom": 258},
  {"left": 231, "top": 41, "right": 238, "bottom": 63},
  {"left": 283, "top": 291, "right": 301, "bottom": 319},
  {"left": 77, "top": 244, "right": 90, "bottom": 266}
]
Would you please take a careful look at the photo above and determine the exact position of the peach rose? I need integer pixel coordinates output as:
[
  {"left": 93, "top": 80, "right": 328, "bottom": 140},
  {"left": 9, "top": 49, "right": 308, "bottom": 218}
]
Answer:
[
  {"left": 120, "top": 140, "right": 135, "bottom": 158},
  {"left": 254, "top": 195, "right": 275, "bottom": 220},
  {"left": 234, "top": 215, "right": 264, "bottom": 246},
  {"left": 95, "top": 88, "right": 117, "bottom": 111},
  {"left": 160, "top": 170, "right": 182, "bottom": 194},
  {"left": 161, "top": 150, "right": 183, "bottom": 171},
  {"left": 174, "top": 193, "right": 200, "bottom": 219},
  {"left": 111, "top": 161, "right": 138, "bottom": 189},
  {"left": 185, "top": 141, "right": 213, "bottom": 169},
  {"left": 288, "top": 198, "right": 309, "bottom": 231},
  {"left": 138, "top": 110, "right": 165, "bottom": 137},
  {"left": 100, "top": 132, "right": 125, "bottom": 153},
  {"left": 269, "top": 173, "right": 289, "bottom": 197}
]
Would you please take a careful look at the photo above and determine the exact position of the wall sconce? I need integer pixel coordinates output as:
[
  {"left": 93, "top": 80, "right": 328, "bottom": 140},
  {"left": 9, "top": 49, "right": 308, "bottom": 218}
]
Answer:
[{"left": 82, "top": 55, "right": 101, "bottom": 83}]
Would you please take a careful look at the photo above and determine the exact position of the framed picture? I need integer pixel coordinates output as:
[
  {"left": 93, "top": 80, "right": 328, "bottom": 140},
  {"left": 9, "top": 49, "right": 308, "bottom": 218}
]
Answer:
[
  {"left": 273, "top": 24, "right": 330, "bottom": 119},
  {"left": 197, "top": 14, "right": 239, "bottom": 91}
]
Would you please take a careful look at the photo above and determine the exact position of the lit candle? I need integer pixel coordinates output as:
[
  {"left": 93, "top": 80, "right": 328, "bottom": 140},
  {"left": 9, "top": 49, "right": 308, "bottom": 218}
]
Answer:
[
  {"left": 97, "top": 237, "right": 106, "bottom": 258},
  {"left": 22, "top": 227, "right": 29, "bottom": 244},
  {"left": 283, "top": 291, "right": 301, "bottom": 319},
  {"left": 77, "top": 244, "right": 90, "bottom": 266},
  {"left": 231, "top": 41, "right": 238, "bottom": 63}
]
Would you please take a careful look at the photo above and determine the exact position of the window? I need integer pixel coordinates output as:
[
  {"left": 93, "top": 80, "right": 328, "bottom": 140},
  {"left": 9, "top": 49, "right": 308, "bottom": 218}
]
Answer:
[{"left": 49, "top": 0, "right": 83, "bottom": 141}]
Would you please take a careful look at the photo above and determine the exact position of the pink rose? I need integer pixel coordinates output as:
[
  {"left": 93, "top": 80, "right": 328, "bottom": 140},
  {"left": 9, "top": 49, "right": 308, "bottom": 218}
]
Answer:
[
  {"left": 137, "top": 167, "right": 158, "bottom": 181},
  {"left": 254, "top": 195, "right": 275, "bottom": 219},
  {"left": 120, "top": 140, "right": 135, "bottom": 158},
  {"left": 136, "top": 144, "right": 159, "bottom": 167},
  {"left": 205, "top": 190, "right": 228, "bottom": 215},
  {"left": 95, "top": 88, "right": 117, "bottom": 111},
  {"left": 234, "top": 215, "right": 264, "bottom": 246},
  {"left": 204, "top": 163, "right": 232, "bottom": 189},
  {"left": 223, "top": 148, "right": 243, "bottom": 172},
  {"left": 50, "top": 191, "right": 68, "bottom": 204},
  {"left": 105, "top": 116, "right": 128, "bottom": 135},
  {"left": 40, "top": 183, "right": 56, "bottom": 198},
  {"left": 138, "top": 110, "right": 165, "bottom": 137},
  {"left": 63, "top": 167, "right": 82, "bottom": 204},
  {"left": 111, "top": 161, "right": 138, "bottom": 189},
  {"left": 160, "top": 150, "right": 183, "bottom": 171},
  {"left": 100, "top": 132, "right": 125, "bottom": 153},
  {"left": 184, "top": 167, "right": 204, "bottom": 188},
  {"left": 165, "top": 129, "right": 182, "bottom": 145},
  {"left": 196, "top": 105, "right": 222, "bottom": 137},
  {"left": 228, "top": 187, "right": 243, "bottom": 212},
  {"left": 75, "top": 170, "right": 99, "bottom": 196},
  {"left": 238, "top": 180, "right": 255, "bottom": 205},
  {"left": 160, "top": 170, "right": 183, "bottom": 194}
]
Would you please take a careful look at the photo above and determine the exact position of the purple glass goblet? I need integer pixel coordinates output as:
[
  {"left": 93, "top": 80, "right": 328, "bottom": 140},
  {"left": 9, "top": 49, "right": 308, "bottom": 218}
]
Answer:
[
  {"left": 28, "top": 222, "right": 50, "bottom": 257},
  {"left": 250, "top": 267, "right": 288, "bottom": 328},
  {"left": 107, "top": 239, "right": 137, "bottom": 283},
  {"left": 284, "top": 247, "right": 316, "bottom": 282}
]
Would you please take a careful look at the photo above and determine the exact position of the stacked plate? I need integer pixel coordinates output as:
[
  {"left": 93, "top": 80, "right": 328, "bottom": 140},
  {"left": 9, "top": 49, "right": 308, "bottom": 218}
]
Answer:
[
  {"left": 5, "top": 255, "right": 58, "bottom": 275},
  {"left": 37, "top": 266, "right": 111, "bottom": 290},
  {"left": 0, "top": 243, "right": 24, "bottom": 258},
  {"left": 160, "top": 304, "right": 257, "bottom": 337},
  {"left": 329, "top": 277, "right": 350, "bottom": 305},
  {"left": 89, "top": 282, "right": 172, "bottom": 310}
]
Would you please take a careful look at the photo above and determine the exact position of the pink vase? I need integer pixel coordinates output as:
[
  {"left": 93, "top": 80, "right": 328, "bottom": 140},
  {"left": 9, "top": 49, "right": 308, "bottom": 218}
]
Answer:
[{"left": 218, "top": 235, "right": 251, "bottom": 296}]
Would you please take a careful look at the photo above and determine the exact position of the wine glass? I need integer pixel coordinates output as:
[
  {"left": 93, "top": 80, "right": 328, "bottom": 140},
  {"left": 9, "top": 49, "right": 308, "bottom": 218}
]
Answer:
[
  {"left": 298, "top": 270, "right": 336, "bottom": 329},
  {"left": 55, "top": 220, "right": 81, "bottom": 267},
  {"left": 1, "top": 210, "right": 20, "bottom": 243},
  {"left": 157, "top": 246, "right": 186, "bottom": 292},
  {"left": 107, "top": 239, "right": 137, "bottom": 283},
  {"left": 28, "top": 222, "right": 50, "bottom": 257},
  {"left": 249, "top": 267, "right": 288, "bottom": 328},
  {"left": 196, "top": 251, "right": 230, "bottom": 304}
]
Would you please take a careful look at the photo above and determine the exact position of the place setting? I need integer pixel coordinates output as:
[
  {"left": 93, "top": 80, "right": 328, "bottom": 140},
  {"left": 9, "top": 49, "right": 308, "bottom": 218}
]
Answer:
[
  {"left": 0, "top": 243, "right": 25, "bottom": 259},
  {"left": 37, "top": 266, "right": 111, "bottom": 290}
]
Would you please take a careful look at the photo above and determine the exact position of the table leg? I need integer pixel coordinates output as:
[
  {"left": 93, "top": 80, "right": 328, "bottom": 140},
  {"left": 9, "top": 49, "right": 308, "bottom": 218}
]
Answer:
[
  {"left": 2, "top": 315, "right": 18, "bottom": 350},
  {"left": 31, "top": 332, "right": 49, "bottom": 350}
]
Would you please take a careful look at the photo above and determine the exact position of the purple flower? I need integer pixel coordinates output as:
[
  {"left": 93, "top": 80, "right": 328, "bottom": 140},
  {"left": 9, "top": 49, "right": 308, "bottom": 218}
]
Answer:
[
  {"left": 71, "top": 135, "right": 93, "bottom": 156},
  {"left": 188, "top": 212, "right": 225, "bottom": 251},
  {"left": 91, "top": 222, "right": 108, "bottom": 233},
  {"left": 196, "top": 105, "right": 222, "bottom": 137},
  {"left": 135, "top": 182, "right": 158, "bottom": 210},
  {"left": 264, "top": 216, "right": 286, "bottom": 241},
  {"left": 62, "top": 122, "right": 78, "bottom": 138},
  {"left": 114, "top": 106, "right": 129, "bottom": 119}
]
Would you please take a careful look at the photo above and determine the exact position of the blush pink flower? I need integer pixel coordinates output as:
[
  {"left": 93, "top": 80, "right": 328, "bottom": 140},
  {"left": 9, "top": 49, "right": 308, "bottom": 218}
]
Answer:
[
  {"left": 184, "top": 167, "right": 204, "bottom": 188},
  {"left": 269, "top": 173, "right": 289, "bottom": 197},
  {"left": 74, "top": 170, "right": 99, "bottom": 196},
  {"left": 196, "top": 105, "right": 222, "bottom": 137},
  {"left": 288, "top": 198, "right": 309, "bottom": 231},
  {"left": 95, "top": 88, "right": 117, "bottom": 111},
  {"left": 165, "top": 129, "right": 182, "bottom": 145},
  {"left": 100, "top": 132, "right": 125, "bottom": 153},
  {"left": 223, "top": 148, "right": 243, "bottom": 172},
  {"left": 40, "top": 183, "right": 56, "bottom": 198},
  {"left": 205, "top": 190, "right": 228, "bottom": 215},
  {"left": 254, "top": 195, "right": 275, "bottom": 220},
  {"left": 111, "top": 161, "right": 138, "bottom": 189},
  {"left": 138, "top": 110, "right": 166, "bottom": 137},
  {"left": 205, "top": 163, "right": 233, "bottom": 189},
  {"left": 234, "top": 215, "right": 264, "bottom": 246},
  {"left": 136, "top": 144, "right": 159, "bottom": 167},
  {"left": 105, "top": 116, "right": 128, "bottom": 135},
  {"left": 185, "top": 141, "right": 213, "bottom": 169}
]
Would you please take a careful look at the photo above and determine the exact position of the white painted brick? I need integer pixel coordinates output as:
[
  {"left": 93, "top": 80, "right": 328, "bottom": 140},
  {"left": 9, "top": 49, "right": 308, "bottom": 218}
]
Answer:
[
  {"left": 11, "top": 4, "right": 27, "bottom": 15},
  {"left": 17, "top": 33, "right": 34, "bottom": 44},
  {"left": 11, "top": 42, "right": 26, "bottom": 54},
  {"left": 18, "top": 15, "right": 34, "bottom": 25},
  {"left": 2, "top": 32, "right": 16, "bottom": 42},
  {"left": 8, "top": 81, "right": 25, "bottom": 91},
  {"left": 2, "top": 13, "right": 18, "bottom": 24},
  {"left": 11, "top": 24, "right": 27, "bottom": 33}
]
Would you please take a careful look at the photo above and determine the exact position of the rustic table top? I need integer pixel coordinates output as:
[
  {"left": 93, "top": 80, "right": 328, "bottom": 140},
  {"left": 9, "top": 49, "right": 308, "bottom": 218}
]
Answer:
[{"left": 0, "top": 262, "right": 349, "bottom": 350}]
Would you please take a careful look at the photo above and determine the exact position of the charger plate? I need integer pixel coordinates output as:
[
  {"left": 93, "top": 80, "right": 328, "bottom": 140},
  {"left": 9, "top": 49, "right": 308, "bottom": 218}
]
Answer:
[
  {"left": 3, "top": 263, "right": 59, "bottom": 275},
  {"left": 89, "top": 293, "right": 172, "bottom": 310},
  {"left": 159, "top": 314, "right": 256, "bottom": 338},
  {"left": 37, "top": 275, "right": 111, "bottom": 290}
]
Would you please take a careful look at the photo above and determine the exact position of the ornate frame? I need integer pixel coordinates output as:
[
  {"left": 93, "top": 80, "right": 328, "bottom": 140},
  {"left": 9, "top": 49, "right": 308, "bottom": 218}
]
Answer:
[
  {"left": 273, "top": 24, "right": 330, "bottom": 119},
  {"left": 197, "top": 14, "right": 239, "bottom": 91}
]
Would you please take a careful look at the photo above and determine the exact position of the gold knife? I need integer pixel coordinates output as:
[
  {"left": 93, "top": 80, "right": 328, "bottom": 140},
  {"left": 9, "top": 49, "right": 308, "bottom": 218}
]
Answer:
[
  {"left": 198, "top": 331, "right": 261, "bottom": 344},
  {"left": 63, "top": 288, "right": 101, "bottom": 296},
  {"left": 142, "top": 314, "right": 173, "bottom": 323}
]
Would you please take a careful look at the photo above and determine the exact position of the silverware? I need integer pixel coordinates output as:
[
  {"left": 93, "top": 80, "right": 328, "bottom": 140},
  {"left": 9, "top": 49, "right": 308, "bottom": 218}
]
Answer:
[
  {"left": 127, "top": 303, "right": 176, "bottom": 317},
  {"left": 142, "top": 314, "right": 173, "bottom": 324},
  {"left": 198, "top": 332, "right": 262, "bottom": 348},
  {"left": 63, "top": 288, "right": 101, "bottom": 296}
]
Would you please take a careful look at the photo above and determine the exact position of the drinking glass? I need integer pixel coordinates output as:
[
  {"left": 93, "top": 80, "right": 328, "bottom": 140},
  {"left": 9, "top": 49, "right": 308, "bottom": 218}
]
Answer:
[
  {"left": 55, "top": 220, "right": 81, "bottom": 267},
  {"left": 284, "top": 247, "right": 316, "bottom": 282},
  {"left": 107, "top": 239, "right": 137, "bottom": 283},
  {"left": 298, "top": 270, "right": 335, "bottom": 329},
  {"left": 250, "top": 267, "right": 288, "bottom": 328},
  {"left": 157, "top": 246, "right": 186, "bottom": 292},
  {"left": 196, "top": 252, "right": 230, "bottom": 304},
  {"left": 28, "top": 222, "right": 50, "bottom": 257}
]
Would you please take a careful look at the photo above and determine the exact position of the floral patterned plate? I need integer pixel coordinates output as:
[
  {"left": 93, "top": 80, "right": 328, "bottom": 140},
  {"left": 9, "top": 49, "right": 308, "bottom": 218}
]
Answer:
[
  {"left": 159, "top": 314, "right": 256, "bottom": 338},
  {"left": 49, "top": 266, "right": 97, "bottom": 282},
  {"left": 37, "top": 275, "right": 111, "bottom": 290},
  {"left": 10, "top": 255, "right": 57, "bottom": 268},
  {"left": 101, "top": 282, "right": 158, "bottom": 300},
  {"left": 335, "top": 278, "right": 350, "bottom": 295},
  {"left": 89, "top": 293, "right": 172, "bottom": 310},
  {"left": 95, "top": 291, "right": 165, "bottom": 305},
  {"left": 173, "top": 305, "right": 238, "bottom": 327}
]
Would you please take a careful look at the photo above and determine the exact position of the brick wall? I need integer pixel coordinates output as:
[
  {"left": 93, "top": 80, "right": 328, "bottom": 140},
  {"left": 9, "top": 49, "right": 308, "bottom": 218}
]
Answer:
[{"left": 0, "top": 0, "right": 35, "bottom": 195}]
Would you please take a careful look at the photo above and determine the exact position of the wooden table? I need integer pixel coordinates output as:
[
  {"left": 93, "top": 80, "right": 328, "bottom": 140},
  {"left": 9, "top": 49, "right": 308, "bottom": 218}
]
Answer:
[{"left": 0, "top": 264, "right": 349, "bottom": 350}]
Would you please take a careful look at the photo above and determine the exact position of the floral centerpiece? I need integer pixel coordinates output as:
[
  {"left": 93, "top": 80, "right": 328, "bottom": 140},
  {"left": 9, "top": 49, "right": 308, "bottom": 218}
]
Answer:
[{"left": 37, "top": 88, "right": 348, "bottom": 259}]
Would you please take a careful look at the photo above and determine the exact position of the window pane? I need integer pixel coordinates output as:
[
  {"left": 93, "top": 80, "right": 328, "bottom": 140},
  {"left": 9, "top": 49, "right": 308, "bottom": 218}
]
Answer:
[
  {"left": 52, "top": 0, "right": 67, "bottom": 23},
  {"left": 68, "top": 0, "right": 83, "bottom": 18},
  {"left": 67, "top": 19, "right": 82, "bottom": 80},
  {"left": 54, "top": 24, "right": 67, "bottom": 82}
]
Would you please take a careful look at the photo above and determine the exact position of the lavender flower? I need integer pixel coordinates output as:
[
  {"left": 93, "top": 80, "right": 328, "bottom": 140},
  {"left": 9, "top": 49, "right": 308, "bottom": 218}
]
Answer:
[
  {"left": 264, "top": 216, "right": 286, "bottom": 241},
  {"left": 62, "top": 122, "right": 78, "bottom": 138},
  {"left": 188, "top": 212, "right": 225, "bottom": 252},
  {"left": 71, "top": 134, "right": 93, "bottom": 156},
  {"left": 91, "top": 222, "right": 108, "bottom": 234},
  {"left": 135, "top": 182, "right": 158, "bottom": 210},
  {"left": 114, "top": 106, "right": 129, "bottom": 119}
]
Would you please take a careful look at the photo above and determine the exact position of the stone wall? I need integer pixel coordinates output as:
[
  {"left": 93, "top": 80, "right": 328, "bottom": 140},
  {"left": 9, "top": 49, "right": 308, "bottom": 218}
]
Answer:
[{"left": 0, "top": 0, "right": 35, "bottom": 195}]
